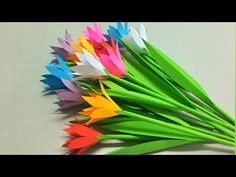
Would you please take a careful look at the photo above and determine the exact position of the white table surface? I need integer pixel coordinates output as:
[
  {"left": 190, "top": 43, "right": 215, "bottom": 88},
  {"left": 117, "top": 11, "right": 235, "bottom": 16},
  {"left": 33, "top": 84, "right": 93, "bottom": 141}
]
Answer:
[{"left": 0, "top": 22, "right": 235, "bottom": 154}]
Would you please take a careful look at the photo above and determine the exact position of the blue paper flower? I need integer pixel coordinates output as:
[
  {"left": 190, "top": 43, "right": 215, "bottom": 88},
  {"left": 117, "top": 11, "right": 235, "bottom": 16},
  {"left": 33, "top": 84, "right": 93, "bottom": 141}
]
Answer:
[
  {"left": 45, "top": 55, "right": 73, "bottom": 81},
  {"left": 105, "top": 22, "right": 129, "bottom": 45},
  {"left": 40, "top": 74, "right": 66, "bottom": 92}
]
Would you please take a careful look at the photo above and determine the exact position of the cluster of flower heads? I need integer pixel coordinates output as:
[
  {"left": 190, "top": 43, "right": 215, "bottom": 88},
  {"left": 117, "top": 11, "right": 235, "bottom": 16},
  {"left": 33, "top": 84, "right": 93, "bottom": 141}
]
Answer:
[
  {"left": 41, "top": 22, "right": 147, "bottom": 109},
  {"left": 41, "top": 23, "right": 236, "bottom": 155},
  {"left": 41, "top": 22, "right": 148, "bottom": 154}
]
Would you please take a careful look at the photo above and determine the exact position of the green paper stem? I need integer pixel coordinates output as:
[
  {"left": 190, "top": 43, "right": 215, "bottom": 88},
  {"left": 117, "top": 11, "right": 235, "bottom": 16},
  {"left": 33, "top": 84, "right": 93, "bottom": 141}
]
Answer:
[
  {"left": 97, "top": 134, "right": 158, "bottom": 141},
  {"left": 190, "top": 101, "right": 234, "bottom": 130},
  {"left": 118, "top": 110, "right": 234, "bottom": 146},
  {"left": 179, "top": 104, "right": 235, "bottom": 137},
  {"left": 109, "top": 88, "right": 234, "bottom": 137},
  {"left": 106, "top": 72, "right": 233, "bottom": 135},
  {"left": 102, "top": 120, "right": 202, "bottom": 140},
  {"left": 212, "top": 104, "right": 235, "bottom": 124}
]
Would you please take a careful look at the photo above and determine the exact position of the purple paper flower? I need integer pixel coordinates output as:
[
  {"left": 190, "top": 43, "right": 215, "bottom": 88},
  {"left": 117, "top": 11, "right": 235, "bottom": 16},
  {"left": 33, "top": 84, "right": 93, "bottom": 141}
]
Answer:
[{"left": 55, "top": 79, "right": 85, "bottom": 111}]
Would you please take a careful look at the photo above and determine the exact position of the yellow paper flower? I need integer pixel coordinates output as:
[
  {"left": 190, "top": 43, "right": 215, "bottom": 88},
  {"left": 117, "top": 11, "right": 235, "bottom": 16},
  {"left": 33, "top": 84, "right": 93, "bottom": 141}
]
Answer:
[
  {"left": 79, "top": 78, "right": 121, "bottom": 125},
  {"left": 78, "top": 35, "right": 96, "bottom": 57}
]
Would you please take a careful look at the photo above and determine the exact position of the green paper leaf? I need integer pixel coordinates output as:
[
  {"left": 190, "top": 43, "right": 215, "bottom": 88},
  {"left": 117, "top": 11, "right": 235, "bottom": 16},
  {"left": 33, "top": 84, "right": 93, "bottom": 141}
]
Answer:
[
  {"left": 107, "top": 139, "right": 199, "bottom": 155},
  {"left": 95, "top": 117, "right": 134, "bottom": 125},
  {"left": 143, "top": 40, "right": 212, "bottom": 105},
  {"left": 121, "top": 38, "right": 193, "bottom": 108}
]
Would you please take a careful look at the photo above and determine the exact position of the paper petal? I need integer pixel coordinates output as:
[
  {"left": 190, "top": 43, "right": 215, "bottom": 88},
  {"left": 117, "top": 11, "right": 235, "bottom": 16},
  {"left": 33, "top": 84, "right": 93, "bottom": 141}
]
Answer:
[
  {"left": 63, "top": 137, "right": 96, "bottom": 149},
  {"left": 65, "top": 30, "right": 74, "bottom": 44},
  {"left": 61, "top": 79, "right": 82, "bottom": 93},
  {"left": 99, "top": 54, "right": 123, "bottom": 77},
  {"left": 58, "top": 38, "right": 75, "bottom": 53},
  {"left": 41, "top": 74, "right": 66, "bottom": 89},
  {"left": 57, "top": 55, "right": 73, "bottom": 80},
  {"left": 82, "top": 48, "right": 106, "bottom": 75},
  {"left": 56, "top": 90, "right": 83, "bottom": 102},
  {"left": 106, "top": 46, "right": 125, "bottom": 72},
  {"left": 67, "top": 123, "right": 102, "bottom": 137},
  {"left": 130, "top": 27, "right": 146, "bottom": 49},
  {"left": 50, "top": 46, "right": 69, "bottom": 61},
  {"left": 45, "top": 64, "right": 70, "bottom": 80},
  {"left": 139, "top": 23, "right": 148, "bottom": 41}
]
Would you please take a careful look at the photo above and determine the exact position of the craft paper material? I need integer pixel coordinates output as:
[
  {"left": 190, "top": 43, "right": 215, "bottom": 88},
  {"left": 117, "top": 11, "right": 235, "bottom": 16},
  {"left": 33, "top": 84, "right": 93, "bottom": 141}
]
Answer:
[{"left": 41, "top": 22, "right": 235, "bottom": 155}]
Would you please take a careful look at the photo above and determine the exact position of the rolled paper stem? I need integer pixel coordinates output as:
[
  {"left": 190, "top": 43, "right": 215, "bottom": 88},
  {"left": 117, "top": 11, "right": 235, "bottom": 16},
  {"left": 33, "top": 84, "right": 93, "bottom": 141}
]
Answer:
[
  {"left": 109, "top": 88, "right": 234, "bottom": 138},
  {"left": 180, "top": 89, "right": 235, "bottom": 125},
  {"left": 97, "top": 134, "right": 161, "bottom": 141},
  {"left": 179, "top": 104, "right": 235, "bottom": 138},
  {"left": 107, "top": 73, "right": 234, "bottom": 134},
  {"left": 212, "top": 104, "right": 235, "bottom": 124},
  {"left": 118, "top": 110, "right": 234, "bottom": 146},
  {"left": 164, "top": 113, "right": 215, "bottom": 130},
  {"left": 189, "top": 101, "right": 234, "bottom": 130},
  {"left": 143, "top": 106, "right": 233, "bottom": 142}
]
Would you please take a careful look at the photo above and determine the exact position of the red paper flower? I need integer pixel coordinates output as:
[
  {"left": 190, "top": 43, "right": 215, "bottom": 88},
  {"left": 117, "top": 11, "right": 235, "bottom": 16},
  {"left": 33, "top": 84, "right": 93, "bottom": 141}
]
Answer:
[{"left": 62, "top": 123, "right": 102, "bottom": 155}]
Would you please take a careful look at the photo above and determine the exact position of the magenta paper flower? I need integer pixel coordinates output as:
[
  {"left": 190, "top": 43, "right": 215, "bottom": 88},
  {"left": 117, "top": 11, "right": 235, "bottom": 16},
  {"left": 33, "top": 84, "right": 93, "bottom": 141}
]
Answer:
[
  {"left": 83, "top": 22, "right": 106, "bottom": 43},
  {"left": 98, "top": 40, "right": 126, "bottom": 77}
]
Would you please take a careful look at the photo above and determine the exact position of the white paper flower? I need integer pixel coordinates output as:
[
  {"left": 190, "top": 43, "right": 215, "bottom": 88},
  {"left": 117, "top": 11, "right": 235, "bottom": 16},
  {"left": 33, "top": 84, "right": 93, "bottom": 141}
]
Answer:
[{"left": 129, "top": 23, "right": 148, "bottom": 49}]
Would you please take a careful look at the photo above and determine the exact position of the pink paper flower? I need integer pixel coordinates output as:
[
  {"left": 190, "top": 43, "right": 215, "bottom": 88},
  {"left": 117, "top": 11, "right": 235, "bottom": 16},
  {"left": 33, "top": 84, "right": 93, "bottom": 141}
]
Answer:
[
  {"left": 98, "top": 39, "right": 126, "bottom": 77},
  {"left": 83, "top": 22, "right": 106, "bottom": 43}
]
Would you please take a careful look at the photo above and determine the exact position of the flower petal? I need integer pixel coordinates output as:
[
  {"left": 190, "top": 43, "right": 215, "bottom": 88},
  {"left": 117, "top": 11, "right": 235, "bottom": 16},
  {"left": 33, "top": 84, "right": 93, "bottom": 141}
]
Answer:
[
  {"left": 63, "top": 137, "right": 97, "bottom": 149},
  {"left": 81, "top": 95, "right": 113, "bottom": 109},
  {"left": 79, "top": 35, "right": 95, "bottom": 56},
  {"left": 106, "top": 46, "right": 125, "bottom": 72},
  {"left": 65, "top": 31, "right": 74, "bottom": 44},
  {"left": 99, "top": 54, "right": 123, "bottom": 77},
  {"left": 82, "top": 48, "right": 106, "bottom": 75},
  {"left": 130, "top": 27, "right": 146, "bottom": 49},
  {"left": 58, "top": 38, "right": 75, "bottom": 53},
  {"left": 90, "top": 108, "right": 118, "bottom": 119},
  {"left": 68, "top": 123, "right": 102, "bottom": 137},
  {"left": 139, "top": 23, "right": 148, "bottom": 41},
  {"left": 61, "top": 79, "right": 82, "bottom": 94},
  {"left": 56, "top": 90, "right": 83, "bottom": 102},
  {"left": 79, "top": 107, "right": 97, "bottom": 116}
]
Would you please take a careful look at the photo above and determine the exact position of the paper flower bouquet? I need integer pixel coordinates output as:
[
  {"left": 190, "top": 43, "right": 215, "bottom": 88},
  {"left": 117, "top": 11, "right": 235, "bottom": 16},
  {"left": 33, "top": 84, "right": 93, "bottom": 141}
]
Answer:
[{"left": 41, "top": 22, "right": 235, "bottom": 155}]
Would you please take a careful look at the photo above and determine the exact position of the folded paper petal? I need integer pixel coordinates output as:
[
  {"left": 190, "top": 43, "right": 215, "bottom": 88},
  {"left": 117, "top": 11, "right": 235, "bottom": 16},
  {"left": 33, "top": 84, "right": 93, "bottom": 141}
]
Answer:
[
  {"left": 61, "top": 79, "right": 83, "bottom": 94},
  {"left": 79, "top": 79, "right": 121, "bottom": 125},
  {"left": 45, "top": 55, "right": 73, "bottom": 80},
  {"left": 63, "top": 123, "right": 102, "bottom": 154},
  {"left": 56, "top": 90, "right": 83, "bottom": 102},
  {"left": 64, "top": 123, "right": 102, "bottom": 137},
  {"left": 58, "top": 38, "right": 75, "bottom": 53},
  {"left": 130, "top": 27, "right": 146, "bottom": 49},
  {"left": 40, "top": 74, "right": 66, "bottom": 91},
  {"left": 50, "top": 46, "right": 69, "bottom": 61},
  {"left": 139, "top": 23, "right": 148, "bottom": 41}
]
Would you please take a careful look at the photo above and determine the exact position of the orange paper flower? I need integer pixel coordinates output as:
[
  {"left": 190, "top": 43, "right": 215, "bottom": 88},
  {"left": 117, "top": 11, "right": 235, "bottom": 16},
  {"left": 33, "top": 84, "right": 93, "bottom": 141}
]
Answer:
[{"left": 79, "top": 78, "right": 121, "bottom": 125}]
